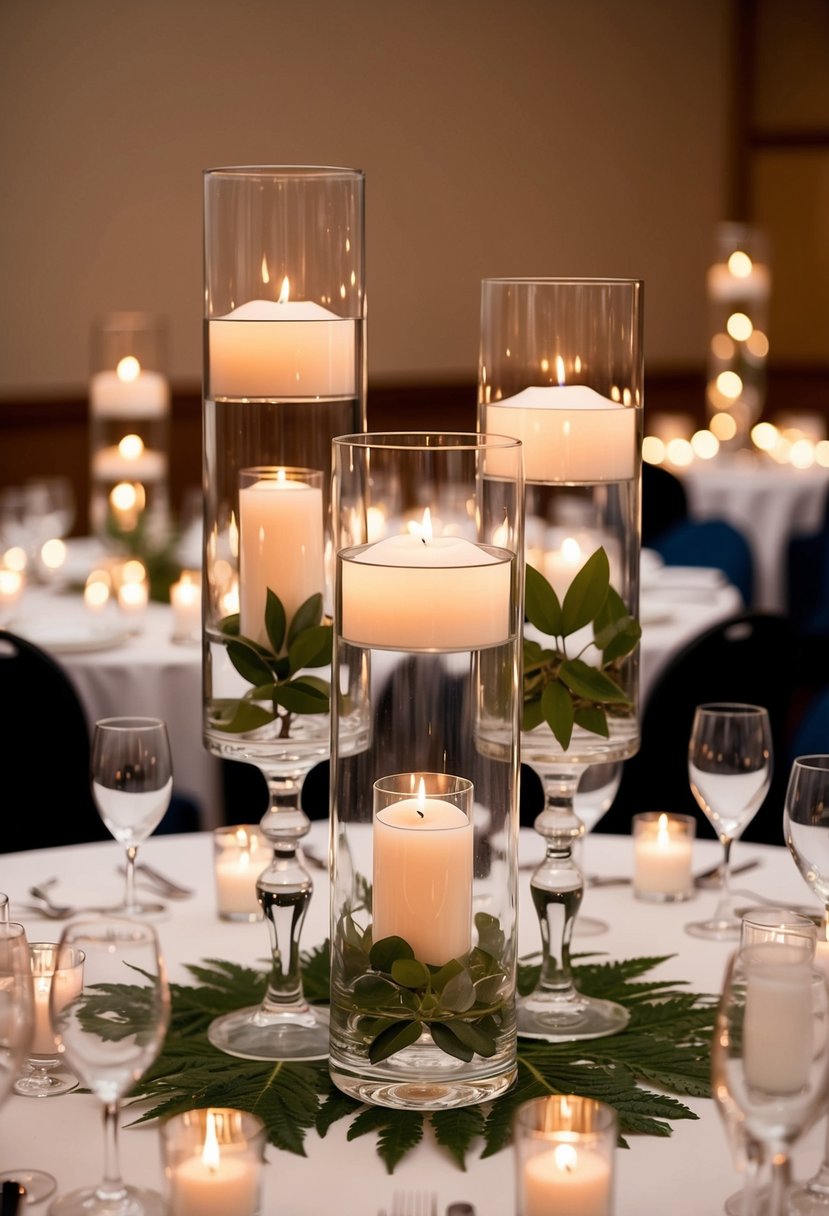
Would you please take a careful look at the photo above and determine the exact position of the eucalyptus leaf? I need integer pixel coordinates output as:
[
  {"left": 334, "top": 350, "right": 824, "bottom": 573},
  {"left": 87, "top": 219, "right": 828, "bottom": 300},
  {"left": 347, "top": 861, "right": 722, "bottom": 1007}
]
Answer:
[
  {"left": 391, "top": 958, "right": 432, "bottom": 990},
  {"left": 352, "top": 974, "right": 401, "bottom": 1008},
  {"left": 430, "top": 1021, "right": 474, "bottom": 1062},
  {"left": 429, "top": 959, "right": 464, "bottom": 992},
  {"left": 369, "top": 1019, "right": 424, "bottom": 1065},
  {"left": 560, "top": 658, "right": 630, "bottom": 704},
  {"left": 287, "top": 592, "right": 324, "bottom": 644},
  {"left": 449, "top": 1019, "right": 498, "bottom": 1058},
  {"left": 439, "top": 971, "right": 476, "bottom": 1013},
  {"left": 560, "top": 547, "right": 610, "bottom": 636},
  {"left": 370, "top": 937, "right": 414, "bottom": 972}
]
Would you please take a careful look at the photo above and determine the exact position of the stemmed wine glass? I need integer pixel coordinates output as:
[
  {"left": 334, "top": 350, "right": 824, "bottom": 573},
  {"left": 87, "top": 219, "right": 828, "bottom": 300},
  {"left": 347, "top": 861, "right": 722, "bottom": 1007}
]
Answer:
[
  {"left": 712, "top": 941, "right": 829, "bottom": 1216},
  {"left": 48, "top": 916, "right": 170, "bottom": 1216},
  {"left": 13, "top": 942, "right": 85, "bottom": 1098},
  {"left": 685, "top": 703, "right": 772, "bottom": 941},
  {"left": 91, "top": 717, "right": 173, "bottom": 915},
  {"left": 783, "top": 754, "right": 829, "bottom": 1215}
]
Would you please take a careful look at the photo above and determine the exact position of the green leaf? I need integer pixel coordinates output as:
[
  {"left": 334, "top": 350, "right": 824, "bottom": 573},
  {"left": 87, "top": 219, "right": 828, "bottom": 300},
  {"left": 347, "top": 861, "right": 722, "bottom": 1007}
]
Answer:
[
  {"left": 522, "top": 696, "right": 544, "bottom": 732},
  {"left": 561, "top": 547, "right": 610, "bottom": 636},
  {"left": 210, "top": 700, "right": 275, "bottom": 733},
  {"left": 273, "top": 679, "right": 330, "bottom": 715},
  {"left": 369, "top": 1019, "right": 424, "bottom": 1064},
  {"left": 525, "top": 563, "right": 562, "bottom": 635},
  {"left": 560, "top": 658, "right": 630, "bottom": 704},
  {"left": 574, "top": 705, "right": 610, "bottom": 738},
  {"left": 541, "top": 679, "right": 575, "bottom": 749},
  {"left": 391, "top": 958, "right": 431, "bottom": 990},
  {"left": 218, "top": 613, "right": 240, "bottom": 636},
  {"left": 287, "top": 592, "right": 324, "bottom": 644},
  {"left": 440, "top": 971, "right": 476, "bottom": 1012},
  {"left": 370, "top": 936, "right": 414, "bottom": 973},
  {"left": 450, "top": 1018, "right": 498, "bottom": 1058},
  {"left": 225, "top": 639, "right": 274, "bottom": 686},
  {"left": 430, "top": 1021, "right": 474, "bottom": 1062},
  {"left": 265, "top": 588, "right": 287, "bottom": 654},
  {"left": 288, "top": 624, "right": 333, "bottom": 674},
  {"left": 431, "top": 1105, "right": 487, "bottom": 1170}
]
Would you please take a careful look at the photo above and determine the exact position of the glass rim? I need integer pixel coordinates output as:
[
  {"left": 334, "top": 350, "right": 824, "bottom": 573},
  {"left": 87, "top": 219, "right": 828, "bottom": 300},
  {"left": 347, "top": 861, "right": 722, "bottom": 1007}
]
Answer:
[
  {"left": 481, "top": 275, "right": 643, "bottom": 288},
  {"left": 791, "top": 754, "right": 829, "bottom": 771},
  {"left": 94, "top": 716, "right": 167, "bottom": 731},
  {"left": 514, "top": 1093, "right": 618, "bottom": 1136},
  {"left": 333, "top": 431, "right": 523, "bottom": 453},
  {"left": 204, "top": 164, "right": 364, "bottom": 181},
  {"left": 695, "top": 702, "right": 769, "bottom": 716}
]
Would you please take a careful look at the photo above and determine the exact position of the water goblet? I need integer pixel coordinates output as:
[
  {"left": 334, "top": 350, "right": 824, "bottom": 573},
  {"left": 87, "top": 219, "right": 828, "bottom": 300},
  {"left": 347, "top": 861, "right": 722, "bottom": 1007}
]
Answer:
[
  {"left": 13, "top": 941, "right": 85, "bottom": 1098},
  {"left": 48, "top": 916, "right": 170, "bottom": 1216},
  {"left": 712, "top": 941, "right": 829, "bottom": 1216},
  {"left": 783, "top": 755, "right": 829, "bottom": 1215},
  {"left": 91, "top": 716, "right": 173, "bottom": 915},
  {"left": 685, "top": 703, "right": 772, "bottom": 941}
]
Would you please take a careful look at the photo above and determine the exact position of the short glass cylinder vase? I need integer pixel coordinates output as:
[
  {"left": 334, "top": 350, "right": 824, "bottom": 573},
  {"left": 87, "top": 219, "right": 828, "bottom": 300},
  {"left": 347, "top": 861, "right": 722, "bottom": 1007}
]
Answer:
[
  {"left": 88, "top": 310, "right": 171, "bottom": 550},
  {"left": 328, "top": 431, "right": 524, "bottom": 1110}
]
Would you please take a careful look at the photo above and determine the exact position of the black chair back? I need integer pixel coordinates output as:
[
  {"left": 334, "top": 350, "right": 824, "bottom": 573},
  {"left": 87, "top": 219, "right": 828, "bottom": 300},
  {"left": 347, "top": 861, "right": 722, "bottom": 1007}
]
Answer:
[{"left": 597, "top": 611, "right": 796, "bottom": 845}]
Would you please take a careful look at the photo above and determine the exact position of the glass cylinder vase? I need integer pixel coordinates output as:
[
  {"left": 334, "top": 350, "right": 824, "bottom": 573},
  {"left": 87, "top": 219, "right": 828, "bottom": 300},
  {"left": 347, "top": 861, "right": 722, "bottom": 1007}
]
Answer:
[
  {"left": 202, "top": 165, "right": 366, "bottom": 767},
  {"left": 88, "top": 310, "right": 171, "bottom": 550},
  {"left": 328, "top": 432, "right": 524, "bottom": 1110}
]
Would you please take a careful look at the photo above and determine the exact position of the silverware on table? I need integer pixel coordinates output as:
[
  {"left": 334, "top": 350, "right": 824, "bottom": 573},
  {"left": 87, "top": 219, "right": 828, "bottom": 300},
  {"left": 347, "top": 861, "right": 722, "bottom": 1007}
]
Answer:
[
  {"left": 118, "top": 862, "right": 194, "bottom": 899},
  {"left": 519, "top": 857, "right": 760, "bottom": 887}
]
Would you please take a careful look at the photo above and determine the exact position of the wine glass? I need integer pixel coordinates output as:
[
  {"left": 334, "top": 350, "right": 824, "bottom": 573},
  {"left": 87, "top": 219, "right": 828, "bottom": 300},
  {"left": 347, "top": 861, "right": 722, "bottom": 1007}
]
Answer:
[
  {"left": 48, "top": 916, "right": 170, "bottom": 1216},
  {"left": 712, "top": 942, "right": 829, "bottom": 1216},
  {"left": 783, "top": 755, "right": 829, "bottom": 1215},
  {"left": 13, "top": 941, "right": 85, "bottom": 1098},
  {"left": 91, "top": 716, "right": 173, "bottom": 915},
  {"left": 572, "top": 760, "right": 622, "bottom": 937},
  {"left": 685, "top": 703, "right": 772, "bottom": 941}
]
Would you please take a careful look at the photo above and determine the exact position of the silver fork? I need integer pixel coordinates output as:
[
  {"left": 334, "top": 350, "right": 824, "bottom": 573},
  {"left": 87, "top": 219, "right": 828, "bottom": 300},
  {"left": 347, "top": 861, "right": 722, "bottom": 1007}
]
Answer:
[{"left": 391, "top": 1192, "right": 438, "bottom": 1216}]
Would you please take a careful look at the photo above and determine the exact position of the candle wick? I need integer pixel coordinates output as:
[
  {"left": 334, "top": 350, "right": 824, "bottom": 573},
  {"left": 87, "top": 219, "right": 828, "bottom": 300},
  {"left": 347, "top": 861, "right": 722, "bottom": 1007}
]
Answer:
[
  {"left": 420, "top": 535, "right": 426, "bottom": 545},
  {"left": 416, "top": 807, "right": 424, "bottom": 818}
]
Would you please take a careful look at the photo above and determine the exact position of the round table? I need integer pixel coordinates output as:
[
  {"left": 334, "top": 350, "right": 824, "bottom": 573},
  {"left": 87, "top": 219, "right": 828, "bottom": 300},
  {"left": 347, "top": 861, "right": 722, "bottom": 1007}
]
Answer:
[{"left": 0, "top": 826, "right": 825, "bottom": 1216}]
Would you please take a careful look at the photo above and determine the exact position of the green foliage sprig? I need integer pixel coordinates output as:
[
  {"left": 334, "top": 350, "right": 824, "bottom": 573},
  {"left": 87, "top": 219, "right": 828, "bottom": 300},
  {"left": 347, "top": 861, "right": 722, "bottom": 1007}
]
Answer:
[
  {"left": 523, "top": 546, "right": 641, "bottom": 749},
  {"left": 127, "top": 950, "right": 715, "bottom": 1173},
  {"left": 208, "top": 590, "right": 332, "bottom": 736},
  {"left": 339, "top": 912, "right": 510, "bottom": 1065}
]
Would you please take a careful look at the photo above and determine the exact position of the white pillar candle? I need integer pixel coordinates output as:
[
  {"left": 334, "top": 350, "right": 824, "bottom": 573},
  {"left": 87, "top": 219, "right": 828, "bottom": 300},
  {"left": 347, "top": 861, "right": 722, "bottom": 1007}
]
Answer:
[
  {"left": 707, "top": 259, "right": 771, "bottom": 303},
  {"left": 31, "top": 950, "right": 84, "bottom": 1055},
  {"left": 92, "top": 441, "right": 167, "bottom": 483},
  {"left": 238, "top": 473, "right": 324, "bottom": 648},
  {"left": 743, "top": 949, "right": 815, "bottom": 1093},
  {"left": 524, "top": 1142, "right": 612, "bottom": 1216},
  {"left": 169, "top": 1114, "right": 259, "bottom": 1216},
  {"left": 118, "top": 578, "right": 149, "bottom": 617},
  {"left": 208, "top": 293, "right": 356, "bottom": 399},
  {"left": 90, "top": 359, "right": 170, "bottom": 419},
  {"left": 341, "top": 522, "right": 512, "bottom": 651},
  {"left": 485, "top": 385, "right": 637, "bottom": 483},
  {"left": 213, "top": 826, "right": 268, "bottom": 921},
  {"left": 373, "top": 781, "right": 473, "bottom": 965},
  {"left": 632, "top": 813, "right": 694, "bottom": 900},
  {"left": 170, "top": 573, "right": 202, "bottom": 643}
]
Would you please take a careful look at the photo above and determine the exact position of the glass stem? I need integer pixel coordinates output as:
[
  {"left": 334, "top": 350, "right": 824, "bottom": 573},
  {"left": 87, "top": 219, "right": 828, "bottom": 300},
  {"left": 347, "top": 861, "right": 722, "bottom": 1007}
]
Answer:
[
  {"left": 712, "top": 836, "right": 734, "bottom": 923},
  {"left": 96, "top": 1100, "right": 127, "bottom": 1203},
  {"left": 257, "top": 774, "right": 313, "bottom": 1016},
  {"left": 767, "top": 1147, "right": 791, "bottom": 1216},
  {"left": 123, "top": 845, "right": 138, "bottom": 911},
  {"left": 530, "top": 768, "right": 585, "bottom": 1000}
]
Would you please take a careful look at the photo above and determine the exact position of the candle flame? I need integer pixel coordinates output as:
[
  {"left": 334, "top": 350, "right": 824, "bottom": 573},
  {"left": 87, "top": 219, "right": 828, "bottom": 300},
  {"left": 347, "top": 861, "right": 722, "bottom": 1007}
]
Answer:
[
  {"left": 279, "top": 275, "right": 291, "bottom": 304},
  {"left": 201, "top": 1110, "right": 221, "bottom": 1171},
  {"left": 276, "top": 468, "right": 287, "bottom": 484},
  {"left": 261, "top": 255, "right": 270, "bottom": 285},
  {"left": 555, "top": 355, "right": 566, "bottom": 386},
  {"left": 727, "top": 250, "right": 753, "bottom": 279},
  {"left": 420, "top": 508, "right": 433, "bottom": 544},
  {"left": 560, "top": 536, "right": 582, "bottom": 564},
  {"left": 118, "top": 433, "right": 144, "bottom": 461},
  {"left": 554, "top": 1143, "right": 578, "bottom": 1173},
  {"left": 657, "top": 813, "right": 670, "bottom": 844},
  {"left": 116, "top": 355, "right": 140, "bottom": 382},
  {"left": 416, "top": 778, "right": 426, "bottom": 819}
]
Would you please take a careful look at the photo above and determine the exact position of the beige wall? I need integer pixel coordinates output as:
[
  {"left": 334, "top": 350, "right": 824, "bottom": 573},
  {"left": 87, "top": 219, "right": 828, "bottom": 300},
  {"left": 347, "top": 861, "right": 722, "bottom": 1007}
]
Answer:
[{"left": 0, "top": 0, "right": 730, "bottom": 396}]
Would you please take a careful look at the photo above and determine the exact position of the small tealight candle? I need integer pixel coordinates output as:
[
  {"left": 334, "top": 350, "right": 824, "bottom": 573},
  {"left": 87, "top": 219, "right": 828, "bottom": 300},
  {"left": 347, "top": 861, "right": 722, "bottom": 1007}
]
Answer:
[
  {"left": 30, "top": 942, "right": 85, "bottom": 1055},
  {"left": 170, "top": 572, "right": 202, "bottom": 644},
  {"left": 0, "top": 566, "right": 24, "bottom": 613},
  {"left": 515, "top": 1095, "right": 617, "bottom": 1216},
  {"left": 632, "top": 812, "right": 695, "bottom": 902},
  {"left": 161, "top": 1107, "right": 266, "bottom": 1216},
  {"left": 117, "top": 578, "right": 149, "bottom": 629},
  {"left": 213, "top": 826, "right": 269, "bottom": 921}
]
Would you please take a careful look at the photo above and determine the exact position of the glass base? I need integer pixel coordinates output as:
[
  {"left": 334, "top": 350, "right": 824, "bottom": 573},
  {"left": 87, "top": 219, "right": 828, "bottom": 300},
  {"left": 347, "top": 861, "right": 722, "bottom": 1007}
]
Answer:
[
  {"left": 330, "top": 1061, "right": 517, "bottom": 1111},
  {"left": 685, "top": 916, "right": 741, "bottom": 941},
  {"left": 0, "top": 1170, "right": 56, "bottom": 1204},
  {"left": 516, "top": 991, "right": 630, "bottom": 1042},
  {"left": 207, "top": 1002, "right": 330, "bottom": 1061},
  {"left": 14, "top": 1066, "right": 78, "bottom": 1097},
  {"left": 787, "top": 1182, "right": 829, "bottom": 1214},
  {"left": 49, "top": 1184, "right": 165, "bottom": 1216}
]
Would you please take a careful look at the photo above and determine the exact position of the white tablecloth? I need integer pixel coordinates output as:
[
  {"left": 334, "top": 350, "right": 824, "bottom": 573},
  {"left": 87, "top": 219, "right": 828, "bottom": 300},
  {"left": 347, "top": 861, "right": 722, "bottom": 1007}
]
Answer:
[
  {"left": 0, "top": 827, "right": 825, "bottom": 1216},
  {"left": 680, "top": 454, "right": 829, "bottom": 612}
]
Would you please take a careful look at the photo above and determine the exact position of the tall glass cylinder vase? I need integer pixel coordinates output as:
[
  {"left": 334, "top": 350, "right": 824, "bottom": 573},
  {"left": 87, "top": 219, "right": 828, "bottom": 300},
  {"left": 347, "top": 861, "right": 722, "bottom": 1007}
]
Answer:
[
  {"left": 329, "top": 432, "right": 524, "bottom": 1109},
  {"left": 480, "top": 278, "right": 643, "bottom": 1040},
  {"left": 202, "top": 166, "right": 365, "bottom": 1062}
]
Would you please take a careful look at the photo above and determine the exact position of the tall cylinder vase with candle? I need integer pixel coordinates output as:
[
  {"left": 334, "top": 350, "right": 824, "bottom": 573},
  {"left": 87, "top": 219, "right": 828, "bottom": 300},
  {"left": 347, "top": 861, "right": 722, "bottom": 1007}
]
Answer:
[
  {"left": 328, "top": 432, "right": 524, "bottom": 1110},
  {"left": 202, "top": 166, "right": 366, "bottom": 1063},
  {"left": 480, "top": 278, "right": 643, "bottom": 1040},
  {"left": 89, "top": 311, "right": 171, "bottom": 549}
]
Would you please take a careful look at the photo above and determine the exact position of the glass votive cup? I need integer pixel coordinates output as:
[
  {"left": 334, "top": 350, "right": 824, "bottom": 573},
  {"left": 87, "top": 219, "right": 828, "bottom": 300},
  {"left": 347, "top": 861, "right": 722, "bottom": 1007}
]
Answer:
[
  {"left": 213, "top": 826, "right": 269, "bottom": 922},
  {"left": 160, "top": 1107, "right": 266, "bottom": 1216},
  {"left": 632, "top": 812, "right": 696, "bottom": 902},
  {"left": 514, "top": 1094, "right": 617, "bottom": 1216},
  {"left": 170, "top": 571, "right": 202, "bottom": 645},
  {"left": 15, "top": 942, "right": 85, "bottom": 1097},
  {"left": 741, "top": 906, "right": 818, "bottom": 951}
]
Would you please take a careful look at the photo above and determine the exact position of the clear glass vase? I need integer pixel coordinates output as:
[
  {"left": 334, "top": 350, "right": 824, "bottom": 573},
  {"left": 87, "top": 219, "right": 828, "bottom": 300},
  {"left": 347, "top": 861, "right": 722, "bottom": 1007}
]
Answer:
[
  {"left": 479, "top": 277, "right": 643, "bottom": 1040},
  {"left": 201, "top": 165, "right": 365, "bottom": 1062},
  {"left": 328, "top": 432, "right": 524, "bottom": 1109}
]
